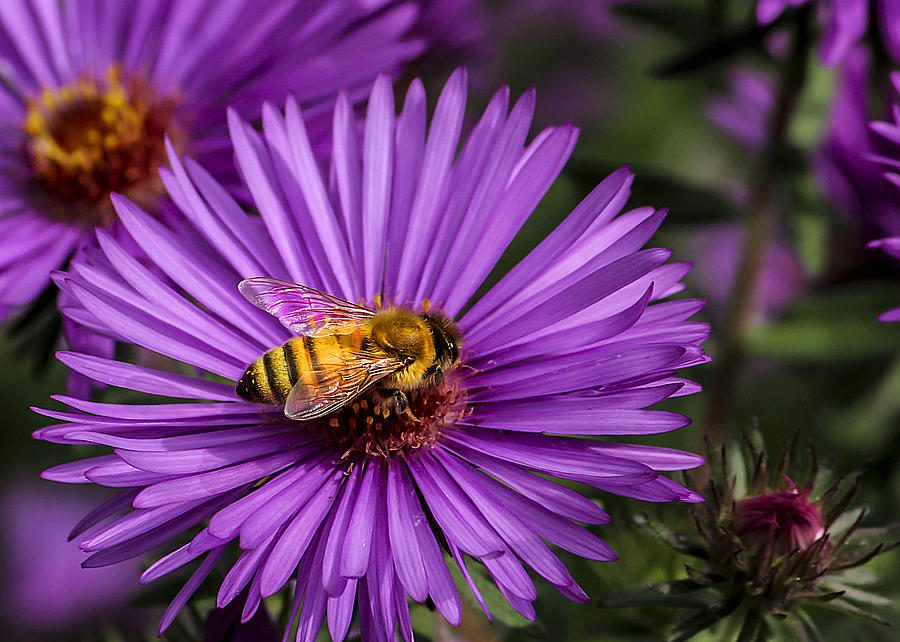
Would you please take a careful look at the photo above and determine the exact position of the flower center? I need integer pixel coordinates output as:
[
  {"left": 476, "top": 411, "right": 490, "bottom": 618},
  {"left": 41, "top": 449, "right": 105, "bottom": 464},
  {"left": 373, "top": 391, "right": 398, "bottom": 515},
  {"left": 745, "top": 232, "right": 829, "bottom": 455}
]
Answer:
[
  {"left": 23, "top": 64, "right": 178, "bottom": 226},
  {"left": 313, "top": 376, "right": 468, "bottom": 459}
]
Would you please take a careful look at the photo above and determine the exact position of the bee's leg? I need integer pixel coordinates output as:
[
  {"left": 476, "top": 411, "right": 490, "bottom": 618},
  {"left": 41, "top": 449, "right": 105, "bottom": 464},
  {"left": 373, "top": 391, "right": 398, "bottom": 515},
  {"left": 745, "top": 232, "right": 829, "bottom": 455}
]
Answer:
[
  {"left": 391, "top": 390, "right": 422, "bottom": 423},
  {"left": 391, "top": 389, "right": 408, "bottom": 413}
]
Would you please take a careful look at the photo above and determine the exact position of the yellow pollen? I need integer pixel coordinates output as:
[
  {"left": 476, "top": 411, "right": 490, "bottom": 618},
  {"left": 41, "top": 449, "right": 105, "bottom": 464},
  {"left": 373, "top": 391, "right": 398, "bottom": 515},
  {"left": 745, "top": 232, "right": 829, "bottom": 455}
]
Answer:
[{"left": 22, "top": 63, "right": 180, "bottom": 226}]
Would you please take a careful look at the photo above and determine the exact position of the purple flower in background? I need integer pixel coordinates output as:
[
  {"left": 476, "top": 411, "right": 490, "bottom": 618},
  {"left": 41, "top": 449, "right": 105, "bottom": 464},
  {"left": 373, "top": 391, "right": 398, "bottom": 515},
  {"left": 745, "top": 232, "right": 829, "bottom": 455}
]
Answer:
[
  {"left": 1, "top": 480, "right": 141, "bottom": 635},
  {"left": 678, "top": 223, "right": 806, "bottom": 323},
  {"left": 0, "top": 0, "right": 422, "bottom": 324},
  {"left": 406, "top": 0, "right": 488, "bottom": 60},
  {"left": 866, "top": 238, "right": 900, "bottom": 320},
  {"left": 38, "top": 71, "right": 707, "bottom": 640},
  {"left": 865, "top": 71, "right": 900, "bottom": 321},
  {"left": 757, "top": 0, "right": 867, "bottom": 67},
  {"left": 816, "top": 48, "right": 900, "bottom": 238},
  {"left": 706, "top": 68, "right": 775, "bottom": 150}
]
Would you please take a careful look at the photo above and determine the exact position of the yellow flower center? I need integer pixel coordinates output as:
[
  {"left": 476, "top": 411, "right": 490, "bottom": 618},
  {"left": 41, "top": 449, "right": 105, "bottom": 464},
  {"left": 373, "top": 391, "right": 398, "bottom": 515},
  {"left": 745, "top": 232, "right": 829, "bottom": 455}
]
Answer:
[{"left": 23, "top": 64, "right": 178, "bottom": 226}]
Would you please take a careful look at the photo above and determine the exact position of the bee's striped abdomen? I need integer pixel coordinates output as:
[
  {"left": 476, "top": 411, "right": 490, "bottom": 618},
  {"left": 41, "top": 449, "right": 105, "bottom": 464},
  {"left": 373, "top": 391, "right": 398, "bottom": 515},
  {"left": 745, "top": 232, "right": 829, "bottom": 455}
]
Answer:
[
  {"left": 236, "top": 331, "right": 367, "bottom": 406},
  {"left": 237, "top": 337, "right": 307, "bottom": 404}
]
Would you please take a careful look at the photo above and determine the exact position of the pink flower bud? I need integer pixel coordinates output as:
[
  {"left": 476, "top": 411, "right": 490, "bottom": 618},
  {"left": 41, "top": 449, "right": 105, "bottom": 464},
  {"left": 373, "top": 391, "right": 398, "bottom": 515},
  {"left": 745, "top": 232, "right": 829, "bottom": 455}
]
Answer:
[{"left": 733, "top": 485, "right": 825, "bottom": 557}]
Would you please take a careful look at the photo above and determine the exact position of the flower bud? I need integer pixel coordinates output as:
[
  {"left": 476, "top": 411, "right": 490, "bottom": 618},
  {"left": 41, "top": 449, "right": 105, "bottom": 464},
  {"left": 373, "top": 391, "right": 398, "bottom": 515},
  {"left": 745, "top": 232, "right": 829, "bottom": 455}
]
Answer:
[{"left": 733, "top": 486, "right": 825, "bottom": 557}]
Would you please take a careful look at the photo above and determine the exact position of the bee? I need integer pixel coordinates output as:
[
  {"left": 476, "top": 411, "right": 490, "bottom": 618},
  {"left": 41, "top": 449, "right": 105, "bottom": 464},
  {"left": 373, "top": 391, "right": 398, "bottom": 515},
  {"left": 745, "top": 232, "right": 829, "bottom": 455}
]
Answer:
[{"left": 235, "top": 277, "right": 461, "bottom": 421}]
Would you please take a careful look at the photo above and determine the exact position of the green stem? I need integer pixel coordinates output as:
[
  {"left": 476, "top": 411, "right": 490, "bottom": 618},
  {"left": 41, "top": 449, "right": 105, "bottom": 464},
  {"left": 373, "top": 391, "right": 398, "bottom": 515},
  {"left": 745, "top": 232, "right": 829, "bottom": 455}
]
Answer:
[{"left": 702, "top": 7, "right": 811, "bottom": 443}]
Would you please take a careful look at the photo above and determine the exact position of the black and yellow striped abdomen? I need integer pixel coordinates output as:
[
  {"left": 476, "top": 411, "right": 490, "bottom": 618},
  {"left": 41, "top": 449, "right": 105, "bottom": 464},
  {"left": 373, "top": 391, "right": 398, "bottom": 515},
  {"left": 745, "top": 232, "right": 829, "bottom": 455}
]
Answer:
[{"left": 236, "top": 332, "right": 366, "bottom": 405}]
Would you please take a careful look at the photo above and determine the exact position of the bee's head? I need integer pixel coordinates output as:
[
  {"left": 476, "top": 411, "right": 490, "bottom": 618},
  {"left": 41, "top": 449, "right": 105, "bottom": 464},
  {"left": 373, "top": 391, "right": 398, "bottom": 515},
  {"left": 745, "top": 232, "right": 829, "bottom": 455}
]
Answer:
[{"left": 424, "top": 311, "right": 462, "bottom": 370}]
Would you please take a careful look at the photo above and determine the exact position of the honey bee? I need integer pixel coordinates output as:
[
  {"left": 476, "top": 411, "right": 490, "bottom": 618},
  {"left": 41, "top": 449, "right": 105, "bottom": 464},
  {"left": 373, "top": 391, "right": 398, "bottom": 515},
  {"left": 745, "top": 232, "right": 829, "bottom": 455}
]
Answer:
[{"left": 235, "top": 278, "right": 461, "bottom": 421}]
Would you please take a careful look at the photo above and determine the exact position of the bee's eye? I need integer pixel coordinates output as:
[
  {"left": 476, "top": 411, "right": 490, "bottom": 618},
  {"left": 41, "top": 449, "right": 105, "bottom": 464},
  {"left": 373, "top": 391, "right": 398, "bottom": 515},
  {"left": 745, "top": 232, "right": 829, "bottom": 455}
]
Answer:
[{"left": 447, "top": 337, "right": 458, "bottom": 364}]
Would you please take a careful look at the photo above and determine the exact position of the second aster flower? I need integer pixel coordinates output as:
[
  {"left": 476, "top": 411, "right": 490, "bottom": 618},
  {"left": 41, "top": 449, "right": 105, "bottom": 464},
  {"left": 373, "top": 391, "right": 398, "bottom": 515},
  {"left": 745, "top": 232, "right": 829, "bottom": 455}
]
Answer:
[
  {"left": 0, "top": 0, "right": 422, "bottom": 324},
  {"left": 38, "top": 70, "right": 708, "bottom": 640}
]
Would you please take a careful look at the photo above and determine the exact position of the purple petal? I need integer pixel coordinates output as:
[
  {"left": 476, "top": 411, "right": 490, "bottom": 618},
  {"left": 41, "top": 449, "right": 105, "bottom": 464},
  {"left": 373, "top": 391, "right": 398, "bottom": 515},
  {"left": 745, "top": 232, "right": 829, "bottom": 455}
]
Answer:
[
  {"left": 158, "top": 547, "right": 226, "bottom": 635},
  {"left": 386, "top": 459, "right": 429, "bottom": 601},
  {"left": 321, "top": 464, "right": 365, "bottom": 596},
  {"left": 468, "top": 344, "right": 687, "bottom": 402},
  {"left": 468, "top": 405, "right": 690, "bottom": 435},
  {"left": 238, "top": 452, "right": 334, "bottom": 550},
  {"left": 416, "top": 85, "right": 511, "bottom": 300},
  {"left": 340, "top": 458, "right": 380, "bottom": 578},
  {"left": 133, "top": 450, "right": 300, "bottom": 508},
  {"left": 820, "top": 0, "right": 867, "bottom": 67},
  {"left": 327, "top": 577, "right": 358, "bottom": 642},
  {"left": 406, "top": 453, "right": 505, "bottom": 557},
  {"left": 258, "top": 469, "right": 343, "bottom": 598},
  {"left": 430, "top": 88, "right": 536, "bottom": 309},
  {"left": 361, "top": 74, "right": 395, "bottom": 300},
  {"left": 443, "top": 123, "right": 578, "bottom": 315},
  {"left": 395, "top": 68, "right": 467, "bottom": 298},
  {"left": 462, "top": 167, "right": 634, "bottom": 326},
  {"left": 54, "top": 352, "right": 239, "bottom": 400},
  {"left": 384, "top": 78, "right": 427, "bottom": 291}
]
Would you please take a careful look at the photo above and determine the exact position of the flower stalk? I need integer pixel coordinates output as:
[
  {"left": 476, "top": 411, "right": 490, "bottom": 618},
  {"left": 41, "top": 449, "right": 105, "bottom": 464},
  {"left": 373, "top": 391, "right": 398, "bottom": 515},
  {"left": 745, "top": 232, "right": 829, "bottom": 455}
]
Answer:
[{"left": 704, "top": 6, "right": 811, "bottom": 442}]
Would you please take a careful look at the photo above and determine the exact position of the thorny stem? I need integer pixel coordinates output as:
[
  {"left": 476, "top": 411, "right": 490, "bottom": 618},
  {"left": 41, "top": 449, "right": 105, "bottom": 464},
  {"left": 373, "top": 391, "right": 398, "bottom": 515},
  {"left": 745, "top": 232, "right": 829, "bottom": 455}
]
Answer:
[{"left": 703, "top": 7, "right": 811, "bottom": 443}]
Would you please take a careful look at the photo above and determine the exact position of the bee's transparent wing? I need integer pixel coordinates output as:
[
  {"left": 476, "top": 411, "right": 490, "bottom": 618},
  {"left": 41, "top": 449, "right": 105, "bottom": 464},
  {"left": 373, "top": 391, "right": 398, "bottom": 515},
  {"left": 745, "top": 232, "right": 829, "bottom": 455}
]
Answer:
[
  {"left": 284, "top": 353, "right": 402, "bottom": 421},
  {"left": 239, "top": 277, "right": 374, "bottom": 336}
]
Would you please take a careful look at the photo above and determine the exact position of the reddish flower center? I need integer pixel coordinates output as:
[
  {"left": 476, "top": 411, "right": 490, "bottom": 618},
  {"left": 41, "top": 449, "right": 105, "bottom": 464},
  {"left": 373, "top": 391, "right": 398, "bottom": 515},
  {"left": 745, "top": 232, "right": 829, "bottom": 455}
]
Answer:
[
  {"left": 733, "top": 487, "right": 825, "bottom": 556},
  {"left": 312, "top": 375, "right": 468, "bottom": 459},
  {"left": 23, "top": 64, "right": 178, "bottom": 226}
]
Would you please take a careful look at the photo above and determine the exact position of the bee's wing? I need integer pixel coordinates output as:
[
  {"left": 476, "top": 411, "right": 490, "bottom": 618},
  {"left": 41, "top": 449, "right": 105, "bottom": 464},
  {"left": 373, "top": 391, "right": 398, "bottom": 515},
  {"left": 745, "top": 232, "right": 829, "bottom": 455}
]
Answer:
[
  {"left": 239, "top": 277, "right": 374, "bottom": 336},
  {"left": 283, "top": 353, "right": 402, "bottom": 421}
]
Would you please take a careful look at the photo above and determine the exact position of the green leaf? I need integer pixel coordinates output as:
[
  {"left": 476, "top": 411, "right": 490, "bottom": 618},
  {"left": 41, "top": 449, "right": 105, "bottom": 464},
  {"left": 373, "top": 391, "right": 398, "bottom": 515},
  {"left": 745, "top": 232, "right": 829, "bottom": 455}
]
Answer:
[
  {"left": 666, "top": 610, "right": 723, "bottom": 642},
  {"left": 736, "top": 610, "right": 767, "bottom": 642},
  {"left": 820, "top": 581, "right": 893, "bottom": 608},
  {"left": 795, "top": 610, "right": 825, "bottom": 642},
  {"left": 812, "top": 598, "right": 892, "bottom": 626},
  {"left": 634, "top": 513, "right": 710, "bottom": 559}
]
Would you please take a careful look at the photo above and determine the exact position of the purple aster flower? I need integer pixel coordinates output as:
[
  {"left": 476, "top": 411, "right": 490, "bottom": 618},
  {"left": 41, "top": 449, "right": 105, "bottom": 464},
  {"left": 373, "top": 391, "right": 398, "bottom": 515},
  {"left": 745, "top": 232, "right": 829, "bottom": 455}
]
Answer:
[
  {"left": 816, "top": 48, "right": 900, "bottom": 239},
  {"left": 842, "top": 61, "right": 900, "bottom": 320},
  {"left": 756, "top": 0, "right": 867, "bottom": 67},
  {"left": 38, "top": 70, "right": 708, "bottom": 640},
  {"left": 1, "top": 480, "right": 142, "bottom": 635},
  {"left": 0, "top": 0, "right": 422, "bottom": 325}
]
